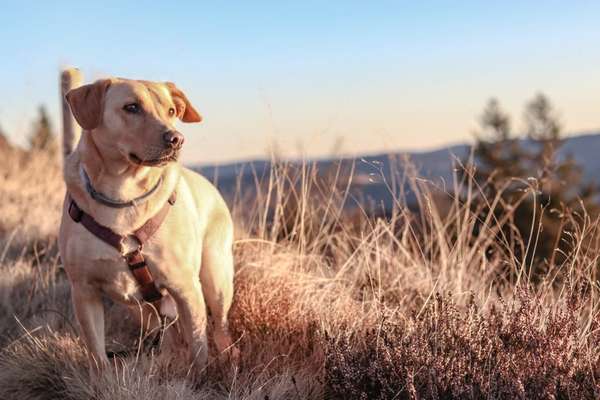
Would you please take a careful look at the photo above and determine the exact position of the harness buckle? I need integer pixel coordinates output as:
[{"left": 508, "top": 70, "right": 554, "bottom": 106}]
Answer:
[{"left": 125, "top": 248, "right": 144, "bottom": 266}]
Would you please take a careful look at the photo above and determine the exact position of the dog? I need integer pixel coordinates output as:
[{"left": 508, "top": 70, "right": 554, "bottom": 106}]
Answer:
[{"left": 58, "top": 69, "right": 236, "bottom": 368}]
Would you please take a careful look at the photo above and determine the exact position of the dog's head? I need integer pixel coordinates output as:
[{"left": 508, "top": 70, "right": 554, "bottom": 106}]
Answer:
[{"left": 66, "top": 78, "right": 201, "bottom": 167}]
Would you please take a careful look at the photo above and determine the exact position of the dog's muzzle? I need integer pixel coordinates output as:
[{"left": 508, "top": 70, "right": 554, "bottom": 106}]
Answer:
[{"left": 163, "top": 130, "right": 184, "bottom": 149}]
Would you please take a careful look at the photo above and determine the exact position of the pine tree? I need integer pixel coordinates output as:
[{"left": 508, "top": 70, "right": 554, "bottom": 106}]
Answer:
[
  {"left": 481, "top": 98, "right": 511, "bottom": 140},
  {"left": 470, "top": 94, "right": 597, "bottom": 275},
  {"left": 473, "top": 99, "right": 527, "bottom": 194},
  {"left": 522, "top": 94, "right": 597, "bottom": 266},
  {"left": 28, "top": 105, "right": 57, "bottom": 155}
]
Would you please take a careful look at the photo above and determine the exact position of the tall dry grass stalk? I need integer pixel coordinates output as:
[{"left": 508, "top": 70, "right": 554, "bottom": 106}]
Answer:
[{"left": 0, "top": 149, "right": 598, "bottom": 399}]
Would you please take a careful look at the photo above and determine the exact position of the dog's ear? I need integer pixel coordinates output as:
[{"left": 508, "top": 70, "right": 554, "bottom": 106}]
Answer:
[
  {"left": 65, "top": 79, "right": 112, "bottom": 130},
  {"left": 166, "top": 82, "right": 202, "bottom": 123}
]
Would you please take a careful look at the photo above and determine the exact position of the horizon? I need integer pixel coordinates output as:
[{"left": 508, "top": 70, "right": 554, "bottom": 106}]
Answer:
[
  {"left": 195, "top": 128, "right": 600, "bottom": 168},
  {"left": 2, "top": 2, "right": 599, "bottom": 164}
]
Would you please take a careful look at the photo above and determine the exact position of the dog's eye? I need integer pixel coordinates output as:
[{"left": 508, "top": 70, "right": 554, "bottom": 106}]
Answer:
[
  {"left": 123, "top": 103, "right": 141, "bottom": 114},
  {"left": 168, "top": 107, "right": 176, "bottom": 117}
]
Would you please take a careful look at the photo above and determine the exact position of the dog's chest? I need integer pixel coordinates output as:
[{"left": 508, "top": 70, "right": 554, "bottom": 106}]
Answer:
[
  {"left": 61, "top": 188, "right": 203, "bottom": 304},
  {"left": 94, "top": 258, "right": 142, "bottom": 304},
  {"left": 64, "top": 229, "right": 147, "bottom": 294},
  {"left": 67, "top": 217, "right": 200, "bottom": 303}
]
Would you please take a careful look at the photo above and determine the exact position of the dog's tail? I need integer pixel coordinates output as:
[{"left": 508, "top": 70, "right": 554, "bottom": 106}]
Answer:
[{"left": 60, "top": 68, "right": 83, "bottom": 158}]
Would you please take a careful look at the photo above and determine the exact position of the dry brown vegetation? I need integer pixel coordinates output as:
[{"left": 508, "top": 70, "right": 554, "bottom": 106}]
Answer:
[{"left": 0, "top": 148, "right": 598, "bottom": 399}]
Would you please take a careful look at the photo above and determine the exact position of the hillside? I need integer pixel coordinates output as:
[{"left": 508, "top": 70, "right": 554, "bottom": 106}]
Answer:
[{"left": 195, "top": 132, "right": 600, "bottom": 213}]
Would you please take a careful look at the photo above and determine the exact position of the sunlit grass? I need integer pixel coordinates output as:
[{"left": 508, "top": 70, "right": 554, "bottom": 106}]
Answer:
[{"left": 0, "top": 149, "right": 598, "bottom": 399}]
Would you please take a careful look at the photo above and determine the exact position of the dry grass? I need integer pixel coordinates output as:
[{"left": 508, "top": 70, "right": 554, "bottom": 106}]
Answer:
[{"left": 0, "top": 149, "right": 598, "bottom": 399}]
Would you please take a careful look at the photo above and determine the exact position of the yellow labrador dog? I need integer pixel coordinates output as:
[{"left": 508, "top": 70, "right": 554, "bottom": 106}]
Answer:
[{"left": 58, "top": 69, "right": 235, "bottom": 368}]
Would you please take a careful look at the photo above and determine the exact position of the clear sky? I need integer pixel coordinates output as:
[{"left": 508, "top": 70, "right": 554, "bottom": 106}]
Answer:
[{"left": 1, "top": 1, "right": 599, "bottom": 164}]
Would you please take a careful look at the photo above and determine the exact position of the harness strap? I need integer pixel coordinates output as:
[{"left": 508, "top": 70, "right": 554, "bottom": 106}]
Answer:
[
  {"left": 132, "top": 192, "right": 177, "bottom": 244},
  {"left": 68, "top": 201, "right": 123, "bottom": 251},
  {"left": 67, "top": 191, "right": 177, "bottom": 303},
  {"left": 126, "top": 249, "right": 163, "bottom": 303}
]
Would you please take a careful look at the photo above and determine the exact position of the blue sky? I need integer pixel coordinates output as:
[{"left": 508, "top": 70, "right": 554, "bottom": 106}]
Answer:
[{"left": 1, "top": 1, "right": 599, "bottom": 164}]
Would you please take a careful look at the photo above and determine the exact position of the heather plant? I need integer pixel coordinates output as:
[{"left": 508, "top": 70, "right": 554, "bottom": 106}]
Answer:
[{"left": 326, "top": 288, "right": 599, "bottom": 399}]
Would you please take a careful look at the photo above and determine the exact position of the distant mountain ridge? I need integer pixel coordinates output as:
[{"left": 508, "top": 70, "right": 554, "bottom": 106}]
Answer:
[{"left": 192, "top": 131, "right": 600, "bottom": 211}]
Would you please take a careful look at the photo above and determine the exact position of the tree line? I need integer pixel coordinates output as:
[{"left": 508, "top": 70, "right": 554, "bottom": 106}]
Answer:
[
  {"left": 0, "top": 106, "right": 58, "bottom": 155},
  {"left": 468, "top": 93, "right": 597, "bottom": 278}
]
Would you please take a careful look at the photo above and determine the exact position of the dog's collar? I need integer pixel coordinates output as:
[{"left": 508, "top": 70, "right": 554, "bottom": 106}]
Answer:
[{"left": 80, "top": 167, "right": 163, "bottom": 209}]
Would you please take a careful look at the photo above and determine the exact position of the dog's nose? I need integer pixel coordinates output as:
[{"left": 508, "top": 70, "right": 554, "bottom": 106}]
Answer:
[{"left": 163, "top": 131, "right": 184, "bottom": 148}]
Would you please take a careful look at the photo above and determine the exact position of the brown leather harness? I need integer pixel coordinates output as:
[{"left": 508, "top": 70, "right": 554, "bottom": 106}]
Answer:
[{"left": 67, "top": 191, "right": 177, "bottom": 303}]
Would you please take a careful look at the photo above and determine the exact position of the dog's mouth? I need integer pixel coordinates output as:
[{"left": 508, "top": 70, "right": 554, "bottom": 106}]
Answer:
[{"left": 129, "top": 151, "right": 178, "bottom": 167}]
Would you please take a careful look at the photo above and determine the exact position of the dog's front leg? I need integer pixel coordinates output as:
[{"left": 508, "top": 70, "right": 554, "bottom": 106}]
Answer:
[
  {"left": 169, "top": 279, "right": 208, "bottom": 367},
  {"left": 72, "top": 283, "right": 109, "bottom": 369}
]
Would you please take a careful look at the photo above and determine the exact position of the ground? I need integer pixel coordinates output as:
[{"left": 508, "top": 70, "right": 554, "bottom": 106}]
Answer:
[{"left": 0, "top": 149, "right": 598, "bottom": 399}]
